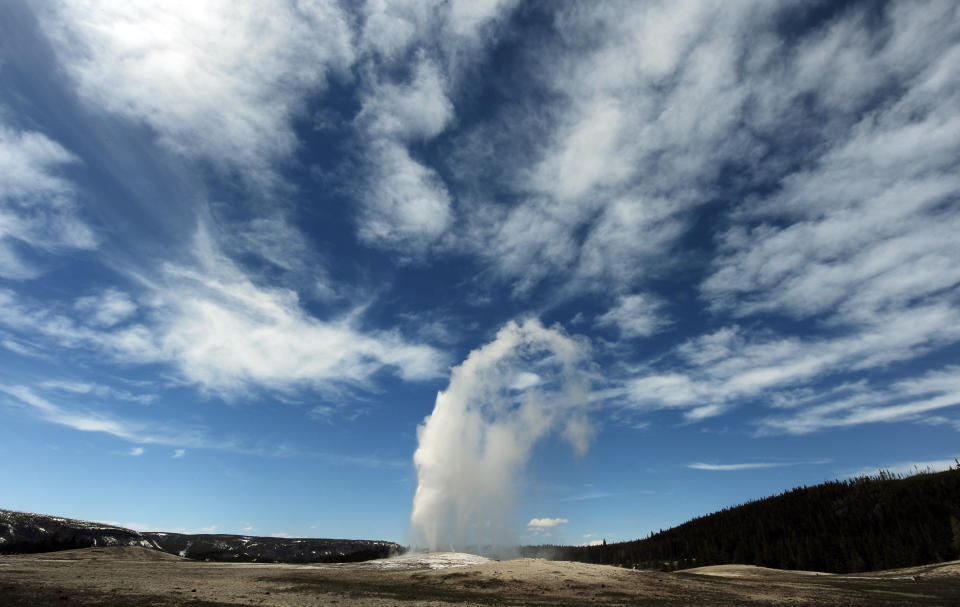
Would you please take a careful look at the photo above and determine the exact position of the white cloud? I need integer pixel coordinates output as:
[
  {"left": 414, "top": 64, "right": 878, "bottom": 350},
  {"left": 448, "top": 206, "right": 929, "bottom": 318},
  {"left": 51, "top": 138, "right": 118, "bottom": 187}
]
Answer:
[
  {"left": 509, "top": 372, "right": 541, "bottom": 392},
  {"left": 355, "top": 141, "right": 452, "bottom": 254},
  {"left": 359, "top": 0, "right": 432, "bottom": 61},
  {"left": 353, "top": 58, "right": 455, "bottom": 253},
  {"left": 152, "top": 227, "right": 447, "bottom": 393},
  {"left": 172, "top": 449, "right": 186, "bottom": 458},
  {"left": 359, "top": 0, "right": 516, "bottom": 66},
  {"left": 686, "top": 5, "right": 960, "bottom": 435},
  {"left": 129, "top": 447, "right": 144, "bottom": 456},
  {"left": 442, "top": 0, "right": 960, "bottom": 330},
  {"left": 269, "top": 532, "right": 290, "bottom": 538},
  {"left": 0, "top": 124, "right": 96, "bottom": 279},
  {"left": 359, "top": 57, "right": 454, "bottom": 141},
  {"left": 626, "top": 374, "right": 702, "bottom": 409},
  {"left": 595, "top": 294, "right": 669, "bottom": 339},
  {"left": 684, "top": 404, "right": 727, "bottom": 422},
  {"left": 74, "top": 289, "right": 137, "bottom": 328},
  {"left": 572, "top": 197, "right": 689, "bottom": 292},
  {"left": 452, "top": 1, "right": 760, "bottom": 294},
  {"left": 40, "top": 0, "right": 354, "bottom": 182},
  {"left": 199, "top": 525, "right": 217, "bottom": 533},
  {"left": 530, "top": 99, "right": 630, "bottom": 202},
  {"left": 527, "top": 517, "right": 568, "bottom": 529}
]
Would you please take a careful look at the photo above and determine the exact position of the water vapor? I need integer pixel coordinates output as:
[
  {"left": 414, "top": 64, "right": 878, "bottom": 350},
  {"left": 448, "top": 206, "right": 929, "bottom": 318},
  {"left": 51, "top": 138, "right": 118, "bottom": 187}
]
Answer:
[{"left": 410, "top": 318, "right": 591, "bottom": 552}]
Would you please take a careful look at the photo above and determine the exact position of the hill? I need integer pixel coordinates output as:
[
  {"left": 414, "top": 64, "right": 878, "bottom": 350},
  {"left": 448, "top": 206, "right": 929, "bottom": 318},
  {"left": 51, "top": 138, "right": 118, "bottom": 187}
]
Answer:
[
  {"left": 525, "top": 466, "right": 960, "bottom": 573},
  {"left": 0, "top": 508, "right": 403, "bottom": 563}
]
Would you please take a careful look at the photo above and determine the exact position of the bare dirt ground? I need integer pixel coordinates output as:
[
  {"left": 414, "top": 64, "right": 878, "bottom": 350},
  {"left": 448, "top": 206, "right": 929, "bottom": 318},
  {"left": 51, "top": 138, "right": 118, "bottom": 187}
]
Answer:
[{"left": 2, "top": 547, "right": 959, "bottom": 606}]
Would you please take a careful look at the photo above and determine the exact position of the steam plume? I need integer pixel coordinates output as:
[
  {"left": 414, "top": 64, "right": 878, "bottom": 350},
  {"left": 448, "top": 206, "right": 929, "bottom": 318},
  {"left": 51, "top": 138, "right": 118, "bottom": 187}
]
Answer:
[{"left": 410, "top": 319, "right": 591, "bottom": 552}]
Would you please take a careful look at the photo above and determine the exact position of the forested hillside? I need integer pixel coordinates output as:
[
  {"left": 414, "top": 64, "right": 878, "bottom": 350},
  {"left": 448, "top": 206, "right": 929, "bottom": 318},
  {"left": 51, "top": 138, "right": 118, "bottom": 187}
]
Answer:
[{"left": 526, "top": 466, "right": 960, "bottom": 573}]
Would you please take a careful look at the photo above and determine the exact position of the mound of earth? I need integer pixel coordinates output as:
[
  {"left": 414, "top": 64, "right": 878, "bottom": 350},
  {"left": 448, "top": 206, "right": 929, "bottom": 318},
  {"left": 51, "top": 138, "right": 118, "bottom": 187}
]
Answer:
[{"left": 683, "top": 564, "right": 831, "bottom": 578}]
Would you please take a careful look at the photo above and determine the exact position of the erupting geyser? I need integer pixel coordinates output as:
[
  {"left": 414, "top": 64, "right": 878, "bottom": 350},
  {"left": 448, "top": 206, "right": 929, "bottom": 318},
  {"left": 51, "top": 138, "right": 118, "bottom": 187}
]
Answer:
[{"left": 410, "top": 319, "right": 592, "bottom": 552}]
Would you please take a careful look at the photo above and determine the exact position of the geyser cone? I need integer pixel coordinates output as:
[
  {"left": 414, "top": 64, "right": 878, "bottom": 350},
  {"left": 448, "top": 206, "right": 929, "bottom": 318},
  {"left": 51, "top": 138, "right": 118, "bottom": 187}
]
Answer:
[{"left": 410, "top": 318, "right": 591, "bottom": 552}]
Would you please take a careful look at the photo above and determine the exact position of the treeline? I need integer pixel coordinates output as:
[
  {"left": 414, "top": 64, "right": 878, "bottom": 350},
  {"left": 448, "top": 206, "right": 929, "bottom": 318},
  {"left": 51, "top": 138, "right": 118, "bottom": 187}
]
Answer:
[{"left": 524, "top": 466, "right": 960, "bottom": 573}]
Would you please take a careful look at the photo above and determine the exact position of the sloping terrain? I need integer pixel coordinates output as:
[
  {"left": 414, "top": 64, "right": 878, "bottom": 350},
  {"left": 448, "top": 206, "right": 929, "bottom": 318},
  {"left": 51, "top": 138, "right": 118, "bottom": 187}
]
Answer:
[
  {"left": 1, "top": 547, "right": 958, "bottom": 606},
  {"left": 0, "top": 509, "right": 402, "bottom": 563}
]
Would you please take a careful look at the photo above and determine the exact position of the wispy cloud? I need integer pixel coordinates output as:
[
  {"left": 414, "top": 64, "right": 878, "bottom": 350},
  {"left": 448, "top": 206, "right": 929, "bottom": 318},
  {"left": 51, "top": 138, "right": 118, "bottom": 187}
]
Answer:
[
  {"left": 688, "top": 460, "right": 830, "bottom": 472},
  {"left": 128, "top": 447, "right": 144, "bottom": 456},
  {"left": 172, "top": 449, "right": 186, "bottom": 459},
  {"left": 0, "top": 384, "right": 223, "bottom": 449}
]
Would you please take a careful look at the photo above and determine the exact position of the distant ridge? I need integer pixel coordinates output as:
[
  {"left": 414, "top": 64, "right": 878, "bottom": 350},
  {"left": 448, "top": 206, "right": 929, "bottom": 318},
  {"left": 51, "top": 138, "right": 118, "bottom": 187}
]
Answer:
[
  {"left": 525, "top": 466, "right": 960, "bottom": 573},
  {"left": 0, "top": 509, "right": 404, "bottom": 563}
]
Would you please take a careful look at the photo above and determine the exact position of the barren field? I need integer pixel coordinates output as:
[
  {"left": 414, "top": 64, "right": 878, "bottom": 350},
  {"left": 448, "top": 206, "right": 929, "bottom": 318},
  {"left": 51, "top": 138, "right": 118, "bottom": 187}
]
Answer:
[{"left": 2, "top": 547, "right": 959, "bottom": 606}]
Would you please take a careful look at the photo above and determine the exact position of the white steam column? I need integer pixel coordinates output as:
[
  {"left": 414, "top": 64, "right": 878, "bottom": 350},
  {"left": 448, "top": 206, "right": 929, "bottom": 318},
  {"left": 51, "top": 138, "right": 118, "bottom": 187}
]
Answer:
[{"left": 410, "top": 318, "right": 592, "bottom": 552}]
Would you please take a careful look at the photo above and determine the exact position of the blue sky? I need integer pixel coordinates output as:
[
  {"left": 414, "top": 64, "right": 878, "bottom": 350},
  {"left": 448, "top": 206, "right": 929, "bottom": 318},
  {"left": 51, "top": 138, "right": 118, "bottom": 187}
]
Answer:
[{"left": 1, "top": 0, "right": 959, "bottom": 547}]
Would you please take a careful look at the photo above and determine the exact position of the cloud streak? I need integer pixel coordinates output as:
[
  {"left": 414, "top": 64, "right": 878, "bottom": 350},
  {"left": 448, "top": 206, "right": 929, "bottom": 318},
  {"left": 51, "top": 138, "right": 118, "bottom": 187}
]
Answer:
[
  {"left": 688, "top": 460, "right": 830, "bottom": 472},
  {"left": 0, "top": 384, "right": 217, "bottom": 449}
]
